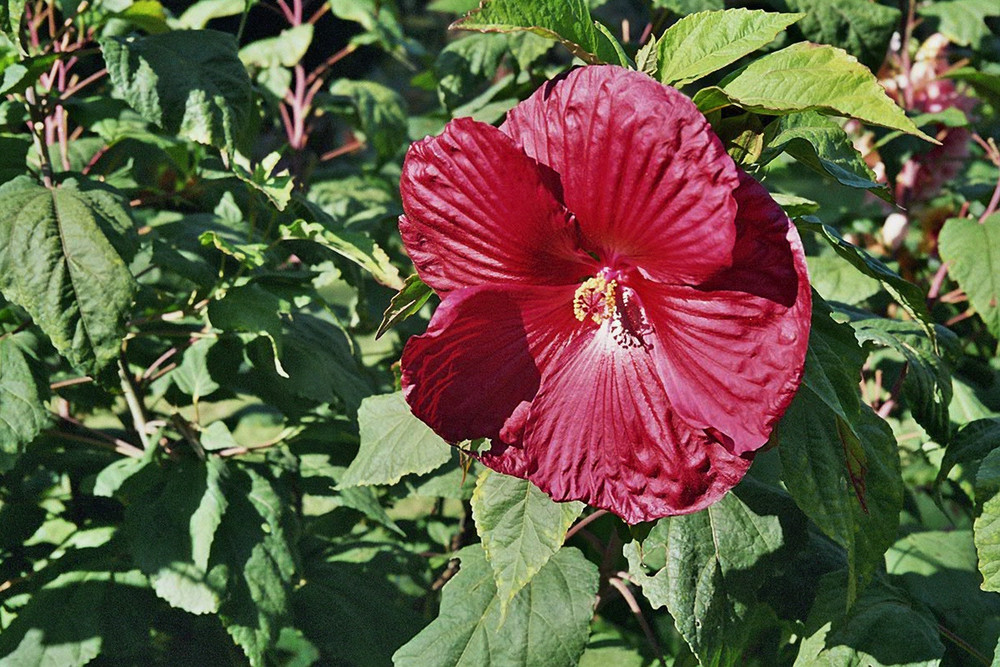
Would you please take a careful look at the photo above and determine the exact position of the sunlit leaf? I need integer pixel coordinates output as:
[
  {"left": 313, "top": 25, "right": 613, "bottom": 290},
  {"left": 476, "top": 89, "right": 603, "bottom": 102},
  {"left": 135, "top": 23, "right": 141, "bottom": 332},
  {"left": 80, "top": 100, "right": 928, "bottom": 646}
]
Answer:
[
  {"left": 694, "top": 42, "right": 935, "bottom": 143},
  {"left": 393, "top": 545, "right": 597, "bottom": 667},
  {"left": 625, "top": 484, "right": 788, "bottom": 664},
  {"left": 656, "top": 9, "right": 802, "bottom": 87},
  {"left": 471, "top": 470, "right": 584, "bottom": 614},
  {"left": 339, "top": 392, "right": 452, "bottom": 488},
  {"left": 0, "top": 177, "right": 137, "bottom": 375},
  {"left": 938, "top": 214, "right": 1000, "bottom": 340},
  {"left": 452, "top": 0, "right": 624, "bottom": 65}
]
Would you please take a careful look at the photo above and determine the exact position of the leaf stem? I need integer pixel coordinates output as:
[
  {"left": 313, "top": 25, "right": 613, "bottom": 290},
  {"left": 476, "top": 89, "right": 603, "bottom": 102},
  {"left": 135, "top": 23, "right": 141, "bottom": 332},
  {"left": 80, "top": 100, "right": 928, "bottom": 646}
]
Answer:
[
  {"left": 565, "top": 509, "right": 608, "bottom": 542},
  {"left": 607, "top": 576, "right": 666, "bottom": 666},
  {"left": 118, "top": 358, "right": 151, "bottom": 449}
]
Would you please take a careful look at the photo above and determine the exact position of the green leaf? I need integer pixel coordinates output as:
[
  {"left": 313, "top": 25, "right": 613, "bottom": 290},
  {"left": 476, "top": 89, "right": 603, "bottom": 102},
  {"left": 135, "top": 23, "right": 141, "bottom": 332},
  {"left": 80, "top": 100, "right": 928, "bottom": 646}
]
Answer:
[
  {"left": 693, "top": 42, "right": 935, "bottom": 143},
  {"left": 177, "top": 0, "right": 246, "bottom": 29},
  {"left": 115, "top": 1, "right": 170, "bottom": 34},
  {"left": 777, "top": 298, "right": 903, "bottom": 603},
  {"left": 328, "top": 79, "right": 408, "bottom": 163},
  {"left": 938, "top": 214, "right": 1000, "bottom": 340},
  {"left": 393, "top": 545, "right": 598, "bottom": 667},
  {"left": 794, "top": 573, "right": 945, "bottom": 666},
  {"left": 797, "top": 219, "right": 936, "bottom": 344},
  {"left": 0, "top": 134, "right": 30, "bottom": 186},
  {"left": 213, "top": 463, "right": 297, "bottom": 667},
  {"left": 655, "top": 9, "right": 803, "bottom": 87},
  {"left": 452, "top": 0, "right": 620, "bottom": 65},
  {"left": 471, "top": 470, "right": 583, "bottom": 615},
  {"left": 806, "top": 255, "right": 881, "bottom": 304},
  {"left": 886, "top": 530, "right": 1000, "bottom": 662},
  {"left": 376, "top": 274, "right": 432, "bottom": 339},
  {"left": 975, "top": 447, "right": 1000, "bottom": 592},
  {"left": 198, "top": 229, "right": 269, "bottom": 269},
  {"left": 339, "top": 392, "right": 452, "bottom": 488},
  {"left": 208, "top": 283, "right": 287, "bottom": 378},
  {"left": 0, "top": 177, "right": 137, "bottom": 375},
  {"left": 172, "top": 338, "right": 220, "bottom": 402},
  {"left": 435, "top": 32, "right": 512, "bottom": 108},
  {"left": 761, "top": 111, "right": 891, "bottom": 200},
  {"left": 328, "top": 0, "right": 415, "bottom": 57},
  {"left": 919, "top": 0, "right": 1000, "bottom": 48},
  {"left": 937, "top": 418, "right": 1000, "bottom": 487},
  {"left": 0, "top": 53, "right": 59, "bottom": 96},
  {"left": 0, "top": 564, "right": 155, "bottom": 666},
  {"left": 293, "top": 544, "right": 425, "bottom": 665},
  {"left": 297, "top": 452, "right": 403, "bottom": 534},
  {"left": 634, "top": 35, "right": 657, "bottom": 76},
  {"left": 122, "top": 457, "right": 228, "bottom": 615},
  {"left": 280, "top": 218, "right": 404, "bottom": 289},
  {"left": 652, "top": 0, "right": 723, "bottom": 13},
  {"left": 100, "top": 30, "right": 253, "bottom": 154},
  {"left": 850, "top": 317, "right": 953, "bottom": 444},
  {"left": 624, "top": 487, "right": 785, "bottom": 665},
  {"left": 945, "top": 67, "right": 1000, "bottom": 110},
  {"left": 0, "top": 0, "right": 25, "bottom": 49},
  {"left": 239, "top": 24, "right": 313, "bottom": 69},
  {"left": 243, "top": 313, "right": 371, "bottom": 415},
  {"left": 784, "top": 0, "right": 900, "bottom": 71},
  {"left": 0, "top": 332, "right": 50, "bottom": 463}
]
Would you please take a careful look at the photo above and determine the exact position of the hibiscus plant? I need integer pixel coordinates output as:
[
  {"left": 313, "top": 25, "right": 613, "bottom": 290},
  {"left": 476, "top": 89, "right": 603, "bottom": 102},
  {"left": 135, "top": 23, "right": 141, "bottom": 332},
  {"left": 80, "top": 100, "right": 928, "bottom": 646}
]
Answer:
[{"left": 0, "top": 0, "right": 999, "bottom": 664}]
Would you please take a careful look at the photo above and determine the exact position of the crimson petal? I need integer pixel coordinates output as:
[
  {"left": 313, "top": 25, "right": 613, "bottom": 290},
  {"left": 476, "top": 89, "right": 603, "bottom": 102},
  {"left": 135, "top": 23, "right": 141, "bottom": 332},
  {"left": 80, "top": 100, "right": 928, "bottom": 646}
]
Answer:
[
  {"left": 401, "top": 284, "right": 578, "bottom": 444},
  {"left": 643, "top": 172, "right": 811, "bottom": 456},
  {"left": 502, "top": 65, "right": 739, "bottom": 285},
  {"left": 480, "top": 326, "right": 752, "bottom": 524},
  {"left": 399, "top": 117, "right": 592, "bottom": 295}
]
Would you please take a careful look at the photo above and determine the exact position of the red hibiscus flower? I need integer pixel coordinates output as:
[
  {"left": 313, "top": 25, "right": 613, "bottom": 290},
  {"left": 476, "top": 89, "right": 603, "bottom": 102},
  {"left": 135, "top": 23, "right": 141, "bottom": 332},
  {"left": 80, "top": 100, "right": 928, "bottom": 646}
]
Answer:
[{"left": 398, "top": 65, "right": 811, "bottom": 523}]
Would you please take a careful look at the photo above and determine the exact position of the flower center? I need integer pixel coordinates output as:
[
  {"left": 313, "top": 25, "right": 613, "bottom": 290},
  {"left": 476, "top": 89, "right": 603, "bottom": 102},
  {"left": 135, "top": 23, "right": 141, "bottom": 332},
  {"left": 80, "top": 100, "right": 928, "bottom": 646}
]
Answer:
[{"left": 573, "top": 275, "right": 617, "bottom": 323}]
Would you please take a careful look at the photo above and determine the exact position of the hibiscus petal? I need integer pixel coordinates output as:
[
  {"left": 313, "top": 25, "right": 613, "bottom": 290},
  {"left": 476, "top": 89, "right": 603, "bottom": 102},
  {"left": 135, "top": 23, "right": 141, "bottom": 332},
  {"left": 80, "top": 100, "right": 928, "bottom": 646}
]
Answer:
[
  {"left": 501, "top": 65, "right": 739, "bottom": 284},
  {"left": 399, "top": 117, "right": 591, "bottom": 294},
  {"left": 642, "top": 172, "right": 812, "bottom": 456},
  {"left": 480, "top": 325, "right": 752, "bottom": 523},
  {"left": 401, "top": 284, "right": 578, "bottom": 444}
]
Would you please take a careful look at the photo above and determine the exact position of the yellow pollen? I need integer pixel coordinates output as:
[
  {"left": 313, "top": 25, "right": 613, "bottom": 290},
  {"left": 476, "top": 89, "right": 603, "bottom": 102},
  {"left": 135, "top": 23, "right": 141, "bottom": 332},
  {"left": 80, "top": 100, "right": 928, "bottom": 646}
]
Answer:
[{"left": 573, "top": 275, "right": 617, "bottom": 323}]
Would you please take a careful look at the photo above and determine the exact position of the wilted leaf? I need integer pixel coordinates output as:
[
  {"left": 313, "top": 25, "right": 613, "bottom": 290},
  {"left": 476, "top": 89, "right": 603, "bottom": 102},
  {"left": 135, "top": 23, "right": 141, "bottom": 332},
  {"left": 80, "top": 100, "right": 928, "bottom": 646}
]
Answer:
[
  {"left": 280, "top": 218, "right": 404, "bottom": 290},
  {"left": 376, "top": 275, "right": 432, "bottom": 339}
]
